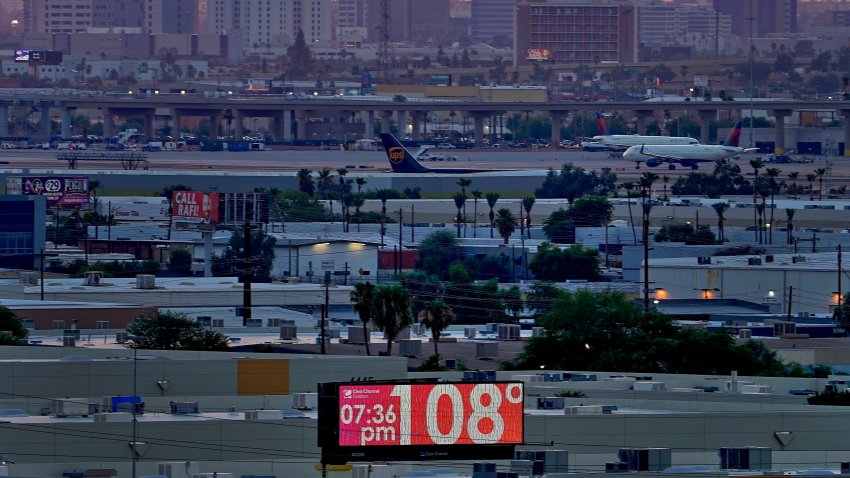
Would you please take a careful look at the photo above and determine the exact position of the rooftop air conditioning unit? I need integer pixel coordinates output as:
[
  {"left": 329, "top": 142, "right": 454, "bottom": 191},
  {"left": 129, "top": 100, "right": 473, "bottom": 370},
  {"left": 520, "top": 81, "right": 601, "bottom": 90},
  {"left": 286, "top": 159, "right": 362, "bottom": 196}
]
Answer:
[
  {"left": 697, "top": 256, "right": 712, "bottom": 265},
  {"left": 398, "top": 339, "right": 422, "bottom": 357},
  {"left": 476, "top": 341, "right": 499, "bottom": 359},
  {"left": 84, "top": 271, "right": 104, "bottom": 286},
  {"left": 135, "top": 274, "right": 156, "bottom": 289},
  {"left": 212, "top": 319, "right": 224, "bottom": 327},
  {"left": 764, "top": 254, "right": 774, "bottom": 263},
  {"left": 739, "top": 329, "right": 752, "bottom": 339},
  {"left": 115, "top": 331, "right": 128, "bottom": 343},
  {"left": 532, "top": 327, "right": 545, "bottom": 337},
  {"left": 244, "top": 410, "right": 283, "bottom": 421},
  {"left": 292, "top": 392, "right": 318, "bottom": 410},
  {"left": 719, "top": 446, "right": 772, "bottom": 470},
  {"left": 537, "top": 397, "right": 566, "bottom": 410},
  {"left": 62, "top": 336, "right": 77, "bottom": 347},
  {"left": 169, "top": 401, "right": 199, "bottom": 415},
  {"left": 498, "top": 324, "right": 521, "bottom": 341},
  {"left": 266, "top": 318, "right": 281, "bottom": 327},
  {"left": 464, "top": 327, "right": 478, "bottom": 338},
  {"left": 280, "top": 325, "right": 297, "bottom": 341},
  {"left": 159, "top": 462, "right": 199, "bottom": 478},
  {"left": 748, "top": 257, "right": 762, "bottom": 266},
  {"left": 792, "top": 256, "right": 806, "bottom": 263},
  {"left": 347, "top": 325, "right": 368, "bottom": 344},
  {"left": 19, "top": 271, "right": 38, "bottom": 286},
  {"left": 50, "top": 398, "right": 89, "bottom": 417}
]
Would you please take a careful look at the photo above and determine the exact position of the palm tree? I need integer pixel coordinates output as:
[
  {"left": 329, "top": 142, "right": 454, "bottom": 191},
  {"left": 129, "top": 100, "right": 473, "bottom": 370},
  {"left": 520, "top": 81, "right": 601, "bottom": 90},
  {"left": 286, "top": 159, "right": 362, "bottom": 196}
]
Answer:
[
  {"left": 355, "top": 177, "right": 367, "bottom": 195},
  {"left": 419, "top": 299, "right": 454, "bottom": 356},
  {"left": 622, "top": 181, "right": 637, "bottom": 244},
  {"left": 350, "top": 282, "right": 375, "bottom": 356},
  {"left": 765, "top": 168, "right": 781, "bottom": 244},
  {"left": 375, "top": 189, "right": 393, "bottom": 246},
  {"left": 806, "top": 173, "right": 816, "bottom": 200},
  {"left": 296, "top": 168, "right": 314, "bottom": 196},
  {"left": 522, "top": 196, "right": 535, "bottom": 239},
  {"left": 788, "top": 171, "right": 799, "bottom": 199},
  {"left": 486, "top": 192, "right": 500, "bottom": 239},
  {"left": 639, "top": 172, "right": 659, "bottom": 199},
  {"left": 471, "top": 190, "right": 482, "bottom": 238},
  {"left": 371, "top": 285, "right": 412, "bottom": 356},
  {"left": 452, "top": 192, "right": 466, "bottom": 238},
  {"left": 661, "top": 175, "right": 670, "bottom": 201},
  {"left": 352, "top": 194, "right": 365, "bottom": 232},
  {"left": 494, "top": 208, "right": 518, "bottom": 244},
  {"left": 758, "top": 189, "right": 769, "bottom": 244},
  {"left": 457, "top": 179, "right": 471, "bottom": 237},
  {"left": 712, "top": 202, "right": 729, "bottom": 243},
  {"left": 749, "top": 158, "right": 764, "bottom": 241},
  {"left": 337, "top": 168, "right": 348, "bottom": 230},
  {"left": 317, "top": 167, "right": 334, "bottom": 199},
  {"left": 815, "top": 167, "right": 827, "bottom": 200}
]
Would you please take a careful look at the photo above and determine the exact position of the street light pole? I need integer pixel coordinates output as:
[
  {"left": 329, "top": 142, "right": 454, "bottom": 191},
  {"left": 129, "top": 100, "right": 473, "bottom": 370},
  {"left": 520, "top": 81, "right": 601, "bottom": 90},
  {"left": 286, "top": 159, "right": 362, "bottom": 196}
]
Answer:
[{"left": 131, "top": 344, "right": 138, "bottom": 478}]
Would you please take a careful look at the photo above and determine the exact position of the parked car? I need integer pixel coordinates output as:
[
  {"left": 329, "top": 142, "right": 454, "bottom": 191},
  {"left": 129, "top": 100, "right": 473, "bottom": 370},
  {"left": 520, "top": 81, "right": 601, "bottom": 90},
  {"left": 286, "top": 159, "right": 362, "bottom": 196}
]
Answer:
[
  {"left": 435, "top": 143, "right": 456, "bottom": 149},
  {"left": 0, "top": 142, "right": 16, "bottom": 149}
]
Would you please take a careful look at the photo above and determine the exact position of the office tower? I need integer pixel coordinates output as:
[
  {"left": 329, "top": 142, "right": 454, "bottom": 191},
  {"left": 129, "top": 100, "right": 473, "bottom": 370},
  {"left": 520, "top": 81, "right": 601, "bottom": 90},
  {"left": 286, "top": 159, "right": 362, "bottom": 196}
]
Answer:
[
  {"left": 713, "top": 0, "right": 797, "bottom": 36},
  {"left": 471, "top": 0, "right": 516, "bottom": 41}
]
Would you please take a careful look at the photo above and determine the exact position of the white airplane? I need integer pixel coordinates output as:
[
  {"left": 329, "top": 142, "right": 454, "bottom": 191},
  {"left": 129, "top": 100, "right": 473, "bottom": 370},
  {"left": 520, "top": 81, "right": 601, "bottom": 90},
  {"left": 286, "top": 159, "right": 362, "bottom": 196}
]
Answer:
[
  {"left": 623, "top": 122, "right": 757, "bottom": 170},
  {"left": 582, "top": 134, "right": 699, "bottom": 151}
]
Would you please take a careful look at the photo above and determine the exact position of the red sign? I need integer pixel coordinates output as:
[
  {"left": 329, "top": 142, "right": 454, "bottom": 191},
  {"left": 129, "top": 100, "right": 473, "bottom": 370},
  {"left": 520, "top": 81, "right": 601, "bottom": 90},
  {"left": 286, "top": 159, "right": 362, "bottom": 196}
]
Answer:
[
  {"left": 526, "top": 48, "right": 553, "bottom": 61},
  {"left": 172, "top": 191, "right": 219, "bottom": 223},
  {"left": 338, "top": 382, "right": 523, "bottom": 447}
]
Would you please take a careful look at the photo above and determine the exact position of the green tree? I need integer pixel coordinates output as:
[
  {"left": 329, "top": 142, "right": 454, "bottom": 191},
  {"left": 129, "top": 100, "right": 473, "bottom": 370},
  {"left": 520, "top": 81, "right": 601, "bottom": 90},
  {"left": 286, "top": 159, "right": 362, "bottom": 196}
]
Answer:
[
  {"left": 419, "top": 300, "right": 454, "bottom": 355},
  {"left": 522, "top": 196, "right": 535, "bottom": 239},
  {"left": 541, "top": 208, "right": 573, "bottom": 244},
  {"left": 712, "top": 202, "right": 729, "bottom": 242},
  {"left": 486, "top": 192, "right": 500, "bottom": 239},
  {"left": 452, "top": 192, "right": 466, "bottom": 238},
  {"left": 0, "top": 306, "right": 28, "bottom": 345},
  {"left": 471, "top": 190, "right": 482, "bottom": 237},
  {"left": 570, "top": 195, "right": 614, "bottom": 227},
  {"left": 167, "top": 248, "right": 193, "bottom": 275},
  {"left": 212, "top": 228, "right": 276, "bottom": 282},
  {"left": 529, "top": 243, "right": 600, "bottom": 281},
  {"left": 655, "top": 222, "right": 716, "bottom": 245},
  {"left": 127, "top": 311, "right": 229, "bottom": 350},
  {"left": 371, "top": 285, "right": 412, "bottom": 356},
  {"left": 296, "top": 168, "right": 315, "bottom": 196},
  {"left": 351, "top": 282, "right": 376, "bottom": 356},
  {"left": 494, "top": 208, "right": 517, "bottom": 244},
  {"left": 286, "top": 29, "right": 315, "bottom": 77},
  {"left": 417, "top": 230, "right": 459, "bottom": 279}
]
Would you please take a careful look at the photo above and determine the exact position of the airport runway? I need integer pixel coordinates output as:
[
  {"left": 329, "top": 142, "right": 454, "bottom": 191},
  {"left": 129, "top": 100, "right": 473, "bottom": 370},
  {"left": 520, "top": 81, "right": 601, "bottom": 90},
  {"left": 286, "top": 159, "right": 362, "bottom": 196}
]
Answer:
[{"left": 1, "top": 147, "right": 847, "bottom": 196}]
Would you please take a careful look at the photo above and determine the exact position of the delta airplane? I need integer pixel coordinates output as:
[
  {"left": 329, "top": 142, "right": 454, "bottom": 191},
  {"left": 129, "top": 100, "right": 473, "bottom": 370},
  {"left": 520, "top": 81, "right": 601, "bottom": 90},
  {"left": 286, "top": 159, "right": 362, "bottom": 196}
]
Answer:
[
  {"left": 623, "top": 121, "right": 756, "bottom": 170},
  {"left": 581, "top": 113, "right": 699, "bottom": 151},
  {"left": 380, "top": 133, "right": 497, "bottom": 173}
]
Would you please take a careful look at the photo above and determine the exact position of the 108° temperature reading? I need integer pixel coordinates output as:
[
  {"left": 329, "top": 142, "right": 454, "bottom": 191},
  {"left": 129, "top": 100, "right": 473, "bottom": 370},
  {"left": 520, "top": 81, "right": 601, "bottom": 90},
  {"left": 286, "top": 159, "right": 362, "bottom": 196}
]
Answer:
[{"left": 338, "top": 382, "right": 524, "bottom": 447}]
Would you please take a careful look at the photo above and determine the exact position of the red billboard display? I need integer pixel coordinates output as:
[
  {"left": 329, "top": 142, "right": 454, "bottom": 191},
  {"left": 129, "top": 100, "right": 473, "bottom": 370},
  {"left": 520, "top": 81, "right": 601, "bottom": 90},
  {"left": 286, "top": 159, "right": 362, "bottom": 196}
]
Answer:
[
  {"left": 526, "top": 48, "right": 553, "bottom": 61},
  {"left": 172, "top": 191, "right": 218, "bottom": 223},
  {"left": 319, "top": 381, "right": 523, "bottom": 463}
]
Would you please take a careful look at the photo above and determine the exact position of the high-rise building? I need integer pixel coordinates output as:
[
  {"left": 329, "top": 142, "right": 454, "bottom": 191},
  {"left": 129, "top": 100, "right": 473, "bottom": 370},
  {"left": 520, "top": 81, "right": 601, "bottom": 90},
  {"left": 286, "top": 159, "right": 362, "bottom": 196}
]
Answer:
[
  {"left": 514, "top": 0, "right": 638, "bottom": 66},
  {"left": 365, "top": 0, "right": 453, "bottom": 44},
  {"left": 207, "top": 0, "right": 334, "bottom": 48},
  {"left": 145, "top": 0, "right": 197, "bottom": 34},
  {"left": 22, "top": 0, "right": 201, "bottom": 34},
  {"left": 638, "top": 2, "right": 732, "bottom": 54},
  {"left": 471, "top": 0, "right": 516, "bottom": 41},
  {"left": 713, "top": 0, "right": 797, "bottom": 37}
]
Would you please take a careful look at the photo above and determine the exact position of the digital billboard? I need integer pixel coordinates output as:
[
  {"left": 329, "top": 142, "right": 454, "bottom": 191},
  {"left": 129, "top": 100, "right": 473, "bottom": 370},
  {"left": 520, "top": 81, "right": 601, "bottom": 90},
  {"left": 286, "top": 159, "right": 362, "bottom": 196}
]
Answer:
[
  {"left": 318, "top": 381, "right": 523, "bottom": 464},
  {"left": 172, "top": 191, "right": 219, "bottom": 224},
  {"left": 14, "top": 49, "right": 61, "bottom": 65},
  {"left": 526, "top": 48, "right": 554, "bottom": 61},
  {"left": 19, "top": 176, "right": 89, "bottom": 207}
]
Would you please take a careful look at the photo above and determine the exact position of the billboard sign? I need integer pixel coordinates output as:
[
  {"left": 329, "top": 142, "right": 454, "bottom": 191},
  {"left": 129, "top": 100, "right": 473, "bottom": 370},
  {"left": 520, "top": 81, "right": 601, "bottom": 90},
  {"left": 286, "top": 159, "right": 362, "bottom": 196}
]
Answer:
[
  {"left": 172, "top": 191, "right": 219, "bottom": 224},
  {"left": 14, "top": 50, "right": 60, "bottom": 64},
  {"left": 693, "top": 75, "right": 709, "bottom": 87},
  {"left": 20, "top": 176, "right": 89, "bottom": 207},
  {"left": 244, "top": 78, "right": 272, "bottom": 94},
  {"left": 319, "top": 381, "right": 523, "bottom": 463},
  {"left": 526, "top": 48, "right": 553, "bottom": 61}
]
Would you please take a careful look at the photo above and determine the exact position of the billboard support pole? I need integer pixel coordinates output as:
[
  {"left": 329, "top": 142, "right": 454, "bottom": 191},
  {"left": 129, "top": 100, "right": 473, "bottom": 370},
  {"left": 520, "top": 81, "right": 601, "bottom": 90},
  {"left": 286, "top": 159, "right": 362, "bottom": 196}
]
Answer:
[
  {"left": 242, "top": 219, "right": 252, "bottom": 327},
  {"left": 203, "top": 231, "right": 213, "bottom": 278}
]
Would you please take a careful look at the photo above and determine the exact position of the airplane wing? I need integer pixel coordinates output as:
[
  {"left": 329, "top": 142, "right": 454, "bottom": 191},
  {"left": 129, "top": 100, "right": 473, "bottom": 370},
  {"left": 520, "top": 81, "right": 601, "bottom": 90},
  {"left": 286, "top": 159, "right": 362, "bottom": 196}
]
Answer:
[{"left": 636, "top": 148, "right": 694, "bottom": 164}]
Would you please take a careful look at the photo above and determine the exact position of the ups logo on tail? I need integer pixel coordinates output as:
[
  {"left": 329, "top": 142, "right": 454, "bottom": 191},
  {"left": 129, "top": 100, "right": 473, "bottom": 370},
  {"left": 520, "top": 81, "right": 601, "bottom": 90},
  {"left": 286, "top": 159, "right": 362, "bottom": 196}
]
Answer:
[{"left": 388, "top": 146, "right": 405, "bottom": 164}]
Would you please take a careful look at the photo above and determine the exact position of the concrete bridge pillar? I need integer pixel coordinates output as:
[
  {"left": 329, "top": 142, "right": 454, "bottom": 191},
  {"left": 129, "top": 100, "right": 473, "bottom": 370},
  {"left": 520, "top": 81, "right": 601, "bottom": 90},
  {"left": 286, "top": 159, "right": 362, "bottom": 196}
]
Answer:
[
  {"left": 473, "top": 112, "right": 488, "bottom": 146},
  {"left": 396, "top": 110, "right": 408, "bottom": 137},
  {"left": 697, "top": 110, "right": 716, "bottom": 144},
  {"left": 39, "top": 104, "right": 51, "bottom": 137},
  {"left": 144, "top": 111, "right": 155, "bottom": 142},
  {"left": 233, "top": 110, "right": 244, "bottom": 140},
  {"left": 550, "top": 111, "right": 565, "bottom": 144},
  {"left": 295, "top": 111, "right": 309, "bottom": 141},
  {"left": 0, "top": 105, "right": 7, "bottom": 136},
  {"left": 771, "top": 109, "right": 792, "bottom": 154},
  {"left": 60, "top": 107, "right": 72, "bottom": 139},
  {"left": 842, "top": 109, "right": 850, "bottom": 157},
  {"left": 171, "top": 109, "right": 181, "bottom": 138},
  {"left": 634, "top": 110, "right": 654, "bottom": 135},
  {"left": 273, "top": 110, "right": 293, "bottom": 142},
  {"left": 411, "top": 112, "right": 422, "bottom": 141},
  {"left": 102, "top": 108, "right": 114, "bottom": 139},
  {"left": 380, "top": 111, "right": 393, "bottom": 134},
  {"left": 363, "top": 110, "right": 373, "bottom": 138},
  {"left": 208, "top": 111, "right": 220, "bottom": 140}
]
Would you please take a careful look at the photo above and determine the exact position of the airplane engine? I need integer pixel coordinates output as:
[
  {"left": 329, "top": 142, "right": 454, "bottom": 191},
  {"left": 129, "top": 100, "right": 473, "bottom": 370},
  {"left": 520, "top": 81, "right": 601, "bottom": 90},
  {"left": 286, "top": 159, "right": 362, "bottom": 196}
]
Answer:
[{"left": 646, "top": 158, "right": 662, "bottom": 167}]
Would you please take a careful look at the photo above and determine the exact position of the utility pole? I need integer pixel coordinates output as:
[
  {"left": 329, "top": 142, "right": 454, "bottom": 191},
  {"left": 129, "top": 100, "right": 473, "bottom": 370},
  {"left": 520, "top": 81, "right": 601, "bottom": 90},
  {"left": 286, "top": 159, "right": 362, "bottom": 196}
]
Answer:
[
  {"left": 839, "top": 244, "right": 843, "bottom": 308},
  {"left": 747, "top": 7, "right": 756, "bottom": 150},
  {"left": 242, "top": 219, "right": 252, "bottom": 327},
  {"left": 642, "top": 202, "right": 651, "bottom": 312},
  {"left": 321, "top": 271, "right": 330, "bottom": 354},
  {"left": 786, "top": 285, "right": 793, "bottom": 321},
  {"left": 40, "top": 249, "right": 45, "bottom": 301},
  {"left": 410, "top": 204, "right": 415, "bottom": 243},
  {"left": 344, "top": 261, "right": 349, "bottom": 286}
]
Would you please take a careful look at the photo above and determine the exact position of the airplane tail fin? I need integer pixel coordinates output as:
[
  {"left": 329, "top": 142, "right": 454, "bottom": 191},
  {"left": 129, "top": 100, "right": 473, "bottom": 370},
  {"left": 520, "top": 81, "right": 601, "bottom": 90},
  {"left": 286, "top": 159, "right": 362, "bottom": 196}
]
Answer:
[
  {"left": 723, "top": 121, "right": 743, "bottom": 147},
  {"left": 595, "top": 112, "right": 608, "bottom": 136},
  {"left": 379, "top": 133, "right": 429, "bottom": 173}
]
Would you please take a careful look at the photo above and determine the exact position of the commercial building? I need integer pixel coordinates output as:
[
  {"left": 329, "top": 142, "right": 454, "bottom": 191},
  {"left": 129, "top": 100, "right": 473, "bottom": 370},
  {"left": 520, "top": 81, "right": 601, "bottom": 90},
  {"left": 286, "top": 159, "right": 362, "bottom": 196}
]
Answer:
[
  {"left": 0, "top": 195, "right": 46, "bottom": 271},
  {"left": 471, "top": 0, "right": 516, "bottom": 41},
  {"left": 713, "top": 0, "right": 797, "bottom": 37},
  {"left": 514, "top": 0, "right": 638, "bottom": 67},
  {"left": 637, "top": 1, "right": 732, "bottom": 56},
  {"left": 208, "top": 0, "right": 335, "bottom": 50}
]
